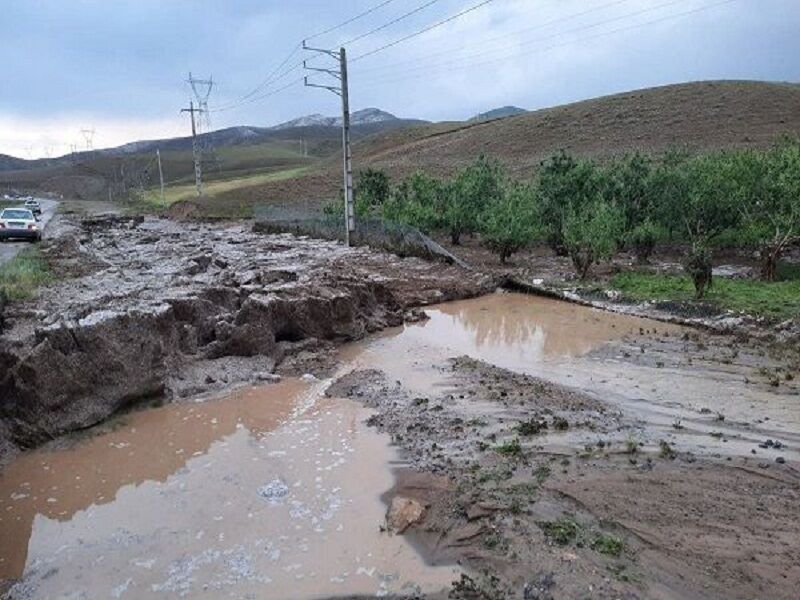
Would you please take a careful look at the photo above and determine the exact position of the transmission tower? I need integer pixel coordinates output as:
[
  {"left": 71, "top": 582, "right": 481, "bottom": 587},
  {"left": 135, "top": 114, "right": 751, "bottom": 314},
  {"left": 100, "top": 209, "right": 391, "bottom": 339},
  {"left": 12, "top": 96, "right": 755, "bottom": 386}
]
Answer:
[
  {"left": 80, "top": 127, "right": 96, "bottom": 150},
  {"left": 186, "top": 72, "right": 220, "bottom": 171}
]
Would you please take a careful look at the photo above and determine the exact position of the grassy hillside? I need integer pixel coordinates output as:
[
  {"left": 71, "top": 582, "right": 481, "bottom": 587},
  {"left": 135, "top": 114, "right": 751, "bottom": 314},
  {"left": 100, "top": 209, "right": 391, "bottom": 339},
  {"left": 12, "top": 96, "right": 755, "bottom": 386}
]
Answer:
[{"left": 197, "top": 80, "right": 800, "bottom": 216}]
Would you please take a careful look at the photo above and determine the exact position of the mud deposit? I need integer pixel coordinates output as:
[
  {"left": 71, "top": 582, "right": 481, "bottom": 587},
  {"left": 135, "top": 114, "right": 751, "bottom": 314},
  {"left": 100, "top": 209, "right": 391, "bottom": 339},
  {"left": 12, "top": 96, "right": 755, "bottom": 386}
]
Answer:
[
  {"left": 330, "top": 293, "right": 800, "bottom": 599},
  {"left": 0, "top": 215, "right": 492, "bottom": 460}
]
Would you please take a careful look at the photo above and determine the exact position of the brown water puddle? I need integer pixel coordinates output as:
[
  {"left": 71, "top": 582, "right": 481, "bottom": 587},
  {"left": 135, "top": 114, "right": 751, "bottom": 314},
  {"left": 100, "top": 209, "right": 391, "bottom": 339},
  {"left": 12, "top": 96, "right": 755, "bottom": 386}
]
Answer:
[
  {"left": 1, "top": 380, "right": 458, "bottom": 597},
  {"left": 344, "top": 292, "right": 800, "bottom": 460}
]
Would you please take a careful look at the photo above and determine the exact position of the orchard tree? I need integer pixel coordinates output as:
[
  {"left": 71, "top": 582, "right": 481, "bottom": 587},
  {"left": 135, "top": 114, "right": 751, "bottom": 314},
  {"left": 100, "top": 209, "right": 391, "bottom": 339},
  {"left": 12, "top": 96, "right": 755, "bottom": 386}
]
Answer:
[
  {"left": 382, "top": 171, "right": 446, "bottom": 233},
  {"left": 562, "top": 199, "right": 625, "bottom": 280},
  {"left": 446, "top": 156, "right": 505, "bottom": 245},
  {"left": 650, "top": 148, "right": 692, "bottom": 242},
  {"left": 538, "top": 152, "right": 604, "bottom": 255},
  {"left": 605, "top": 153, "right": 661, "bottom": 263},
  {"left": 480, "top": 182, "right": 541, "bottom": 264},
  {"left": 355, "top": 168, "right": 391, "bottom": 213},
  {"left": 680, "top": 153, "right": 740, "bottom": 298},
  {"left": 606, "top": 153, "right": 654, "bottom": 229},
  {"left": 734, "top": 141, "right": 800, "bottom": 281},
  {"left": 626, "top": 219, "right": 659, "bottom": 264}
]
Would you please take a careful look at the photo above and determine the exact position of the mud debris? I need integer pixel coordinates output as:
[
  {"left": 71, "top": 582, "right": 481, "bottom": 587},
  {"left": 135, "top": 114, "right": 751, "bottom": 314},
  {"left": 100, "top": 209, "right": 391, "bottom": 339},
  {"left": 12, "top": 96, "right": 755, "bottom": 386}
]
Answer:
[{"left": 0, "top": 215, "right": 493, "bottom": 461}]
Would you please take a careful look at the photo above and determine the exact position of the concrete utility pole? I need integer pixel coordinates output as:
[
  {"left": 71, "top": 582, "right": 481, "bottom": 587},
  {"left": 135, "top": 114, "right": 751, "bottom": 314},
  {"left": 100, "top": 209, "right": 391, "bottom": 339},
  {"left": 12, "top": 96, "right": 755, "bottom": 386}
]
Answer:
[
  {"left": 181, "top": 101, "right": 203, "bottom": 196},
  {"left": 156, "top": 149, "right": 165, "bottom": 203},
  {"left": 302, "top": 42, "right": 354, "bottom": 246}
]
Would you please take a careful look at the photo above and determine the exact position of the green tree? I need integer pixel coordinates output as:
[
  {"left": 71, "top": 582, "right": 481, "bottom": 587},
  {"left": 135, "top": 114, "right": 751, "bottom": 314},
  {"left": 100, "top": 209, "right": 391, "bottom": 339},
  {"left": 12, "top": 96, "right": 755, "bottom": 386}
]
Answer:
[
  {"left": 382, "top": 171, "right": 446, "bottom": 232},
  {"left": 626, "top": 219, "right": 659, "bottom": 264},
  {"left": 480, "top": 182, "right": 542, "bottom": 264},
  {"left": 562, "top": 199, "right": 624, "bottom": 280},
  {"left": 680, "top": 152, "right": 740, "bottom": 297},
  {"left": 538, "top": 152, "right": 604, "bottom": 255},
  {"left": 446, "top": 156, "right": 505, "bottom": 245},
  {"left": 355, "top": 168, "right": 391, "bottom": 213},
  {"left": 606, "top": 153, "right": 654, "bottom": 229},
  {"left": 650, "top": 149, "right": 692, "bottom": 242},
  {"left": 734, "top": 141, "right": 800, "bottom": 281}
]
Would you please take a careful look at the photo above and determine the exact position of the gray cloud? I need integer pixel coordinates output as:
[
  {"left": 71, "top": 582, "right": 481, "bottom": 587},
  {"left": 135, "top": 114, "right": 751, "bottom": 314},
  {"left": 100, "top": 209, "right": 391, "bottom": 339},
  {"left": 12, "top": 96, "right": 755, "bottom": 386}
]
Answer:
[{"left": 2, "top": 0, "right": 799, "bottom": 157}]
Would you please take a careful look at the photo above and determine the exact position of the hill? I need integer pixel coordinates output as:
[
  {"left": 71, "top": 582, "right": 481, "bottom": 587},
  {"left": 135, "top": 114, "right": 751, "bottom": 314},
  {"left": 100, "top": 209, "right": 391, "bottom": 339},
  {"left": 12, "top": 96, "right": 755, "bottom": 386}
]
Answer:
[
  {"left": 201, "top": 80, "right": 800, "bottom": 216},
  {"left": 470, "top": 106, "right": 528, "bottom": 121},
  {"left": 0, "top": 108, "right": 427, "bottom": 175}
]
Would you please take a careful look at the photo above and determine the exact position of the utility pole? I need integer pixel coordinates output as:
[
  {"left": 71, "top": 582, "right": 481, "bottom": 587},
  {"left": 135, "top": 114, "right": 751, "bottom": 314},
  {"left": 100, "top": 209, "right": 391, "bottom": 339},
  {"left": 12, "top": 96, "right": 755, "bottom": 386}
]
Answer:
[
  {"left": 303, "top": 42, "right": 354, "bottom": 246},
  {"left": 156, "top": 149, "right": 165, "bottom": 203},
  {"left": 181, "top": 100, "right": 203, "bottom": 196}
]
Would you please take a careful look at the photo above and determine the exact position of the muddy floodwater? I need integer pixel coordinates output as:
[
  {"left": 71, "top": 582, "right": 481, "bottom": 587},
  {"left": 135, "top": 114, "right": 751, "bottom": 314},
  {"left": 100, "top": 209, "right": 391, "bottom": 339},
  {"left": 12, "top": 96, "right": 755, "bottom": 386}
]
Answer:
[{"left": 2, "top": 292, "right": 798, "bottom": 598}]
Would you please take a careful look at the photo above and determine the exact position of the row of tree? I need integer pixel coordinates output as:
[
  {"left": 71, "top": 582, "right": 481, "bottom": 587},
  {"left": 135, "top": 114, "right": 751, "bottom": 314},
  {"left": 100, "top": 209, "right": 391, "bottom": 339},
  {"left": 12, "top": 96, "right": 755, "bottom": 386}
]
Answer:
[{"left": 340, "top": 139, "right": 800, "bottom": 298}]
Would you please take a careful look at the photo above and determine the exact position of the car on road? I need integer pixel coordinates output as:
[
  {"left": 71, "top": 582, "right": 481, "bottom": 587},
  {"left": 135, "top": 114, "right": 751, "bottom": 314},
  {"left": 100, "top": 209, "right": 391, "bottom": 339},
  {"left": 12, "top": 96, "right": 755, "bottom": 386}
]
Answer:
[
  {"left": 0, "top": 208, "right": 42, "bottom": 242},
  {"left": 24, "top": 199, "right": 42, "bottom": 216}
]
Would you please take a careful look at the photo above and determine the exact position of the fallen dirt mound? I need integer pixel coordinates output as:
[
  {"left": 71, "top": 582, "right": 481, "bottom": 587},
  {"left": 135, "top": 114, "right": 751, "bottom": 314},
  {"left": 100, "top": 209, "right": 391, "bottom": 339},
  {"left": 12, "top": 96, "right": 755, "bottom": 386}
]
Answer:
[
  {"left": 166, "top": 199, "right": 202, "bottom": 220},
  {"left": 0, "top": 216, "right": 493, "bottom": 461}
]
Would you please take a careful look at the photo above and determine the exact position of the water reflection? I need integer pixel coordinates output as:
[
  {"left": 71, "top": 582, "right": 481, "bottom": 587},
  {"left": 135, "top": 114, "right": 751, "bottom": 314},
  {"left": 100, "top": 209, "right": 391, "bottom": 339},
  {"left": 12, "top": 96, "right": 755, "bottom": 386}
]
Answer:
[{"left": 408, "top": 293, "right": 670, "bottom": 370}]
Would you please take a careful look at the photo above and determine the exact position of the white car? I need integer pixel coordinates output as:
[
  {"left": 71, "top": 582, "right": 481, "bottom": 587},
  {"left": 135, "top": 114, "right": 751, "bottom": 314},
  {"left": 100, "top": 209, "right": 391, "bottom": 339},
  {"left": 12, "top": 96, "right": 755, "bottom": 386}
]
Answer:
[
  {"left": 24, "top": 199, "right": 42, "bottom": 215},
  {"left": 0, "top": 208, "right": 41, "bottom": 242}
]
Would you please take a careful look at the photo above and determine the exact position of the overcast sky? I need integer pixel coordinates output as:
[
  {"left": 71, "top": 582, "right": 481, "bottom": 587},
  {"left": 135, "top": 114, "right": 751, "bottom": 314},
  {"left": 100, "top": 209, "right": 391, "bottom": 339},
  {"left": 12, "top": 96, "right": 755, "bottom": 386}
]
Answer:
[{"left": 2, "top": 0, "right": 799, "bottom": 158}]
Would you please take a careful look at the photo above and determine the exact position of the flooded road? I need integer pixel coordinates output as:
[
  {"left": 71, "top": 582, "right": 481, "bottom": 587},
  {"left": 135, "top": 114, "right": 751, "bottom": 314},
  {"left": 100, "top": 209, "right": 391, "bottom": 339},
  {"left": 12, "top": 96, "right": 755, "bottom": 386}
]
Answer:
[{"left": 2, "top": 292, "right": 798, "bottom": 598}]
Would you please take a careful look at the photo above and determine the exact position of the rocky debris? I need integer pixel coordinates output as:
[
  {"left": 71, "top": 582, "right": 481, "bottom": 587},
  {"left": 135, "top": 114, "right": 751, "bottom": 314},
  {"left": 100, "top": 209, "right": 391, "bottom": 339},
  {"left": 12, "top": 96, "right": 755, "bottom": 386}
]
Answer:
[
  {"left": 386, "top": 496, "right": 426, "bottom": 533},
  {"left": 0, "top": 216, "right": 493, "bottom": 461}
]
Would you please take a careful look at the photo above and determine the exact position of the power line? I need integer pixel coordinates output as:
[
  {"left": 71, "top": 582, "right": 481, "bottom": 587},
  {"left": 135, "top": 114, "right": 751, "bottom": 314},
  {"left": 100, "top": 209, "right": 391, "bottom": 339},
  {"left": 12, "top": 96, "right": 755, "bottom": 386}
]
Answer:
[
  {"left": 352, "top": 0, "right": 634, "bottom": 74},
  {"left": 211, "top": 0, "right": 404, "bottom": 112},
  {"left": 305, "top": 0, "right": 401, "bottom": 41},
  {"left": 355, "top": 0, "right": 691, "bottom": 82},
  {"left": 351, "top": 0, "right": 495, "bottom": 62},
  {"left": 215, "top": 44, "right": 302, "bottom": 110},
  {"left": 357, "top": 0, "right": 738, "bottom": 88},
  {"left": 339, "top": 0, "right": 442, "bottom": 47}
]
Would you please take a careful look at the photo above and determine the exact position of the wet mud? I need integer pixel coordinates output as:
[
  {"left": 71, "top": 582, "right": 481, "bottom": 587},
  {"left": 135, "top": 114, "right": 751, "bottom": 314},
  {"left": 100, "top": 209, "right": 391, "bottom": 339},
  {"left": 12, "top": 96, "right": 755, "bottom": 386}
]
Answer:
[
  {"left": 327, "top": 293, "right": 800, "bottom": 599},
  {"left": 2, "top": 213, "right": 799, "bottom": 598},
  {"left": 0, "top": 215, "right": 493, "bottom": 461}
]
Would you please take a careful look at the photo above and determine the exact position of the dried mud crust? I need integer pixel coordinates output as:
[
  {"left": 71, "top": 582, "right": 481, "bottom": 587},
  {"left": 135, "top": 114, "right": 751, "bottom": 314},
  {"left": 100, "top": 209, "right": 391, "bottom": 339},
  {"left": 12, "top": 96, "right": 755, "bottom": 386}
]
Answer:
[
  {"left": 0, "top": 215, "right": 494, "bottom": 461},
  {"left": 328, "top": 359, "right": 800, "bottom": 599}
]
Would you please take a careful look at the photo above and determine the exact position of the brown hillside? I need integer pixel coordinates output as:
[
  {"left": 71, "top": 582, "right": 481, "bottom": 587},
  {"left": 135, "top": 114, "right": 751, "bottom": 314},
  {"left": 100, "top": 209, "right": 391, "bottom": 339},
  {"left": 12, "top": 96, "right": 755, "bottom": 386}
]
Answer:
[{"left": 200, "top": 80, "right": 800, "bottom": 214}]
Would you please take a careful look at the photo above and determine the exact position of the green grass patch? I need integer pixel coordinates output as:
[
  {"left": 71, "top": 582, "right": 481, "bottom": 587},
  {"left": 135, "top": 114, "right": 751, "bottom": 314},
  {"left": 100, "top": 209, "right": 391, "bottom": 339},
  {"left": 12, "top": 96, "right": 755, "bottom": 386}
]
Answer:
[
  {"left": 143, "top": 166, "right": 311, "bottom": 208},
  {"left": 612, "top": 269, "right": 800, "bottom": 320},
  {"left": 494, "top": 438, "right": 523, "bottom": 456},
  {"left": 0, "top": 248, "right": 54, "bottom": 301},
  {"left": 539, "top": 518, "right": 583, "bottom": 545},
  {"left": 591, "top": 533, "right": 625, "bottom": 557}
]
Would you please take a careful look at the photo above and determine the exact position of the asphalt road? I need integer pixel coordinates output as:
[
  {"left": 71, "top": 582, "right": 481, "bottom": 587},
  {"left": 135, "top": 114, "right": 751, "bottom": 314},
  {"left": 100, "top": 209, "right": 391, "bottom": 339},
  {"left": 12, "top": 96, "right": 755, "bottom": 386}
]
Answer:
[{"left": 0, "top": 198, "right": 59, "bottom": 265}]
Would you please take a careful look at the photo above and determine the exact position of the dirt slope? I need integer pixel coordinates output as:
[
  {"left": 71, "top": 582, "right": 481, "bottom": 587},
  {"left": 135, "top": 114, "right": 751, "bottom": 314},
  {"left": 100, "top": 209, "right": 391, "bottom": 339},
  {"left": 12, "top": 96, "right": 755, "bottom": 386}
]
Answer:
[{"left": 205, "top": 80, "right": 800, "bottom": 215}]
